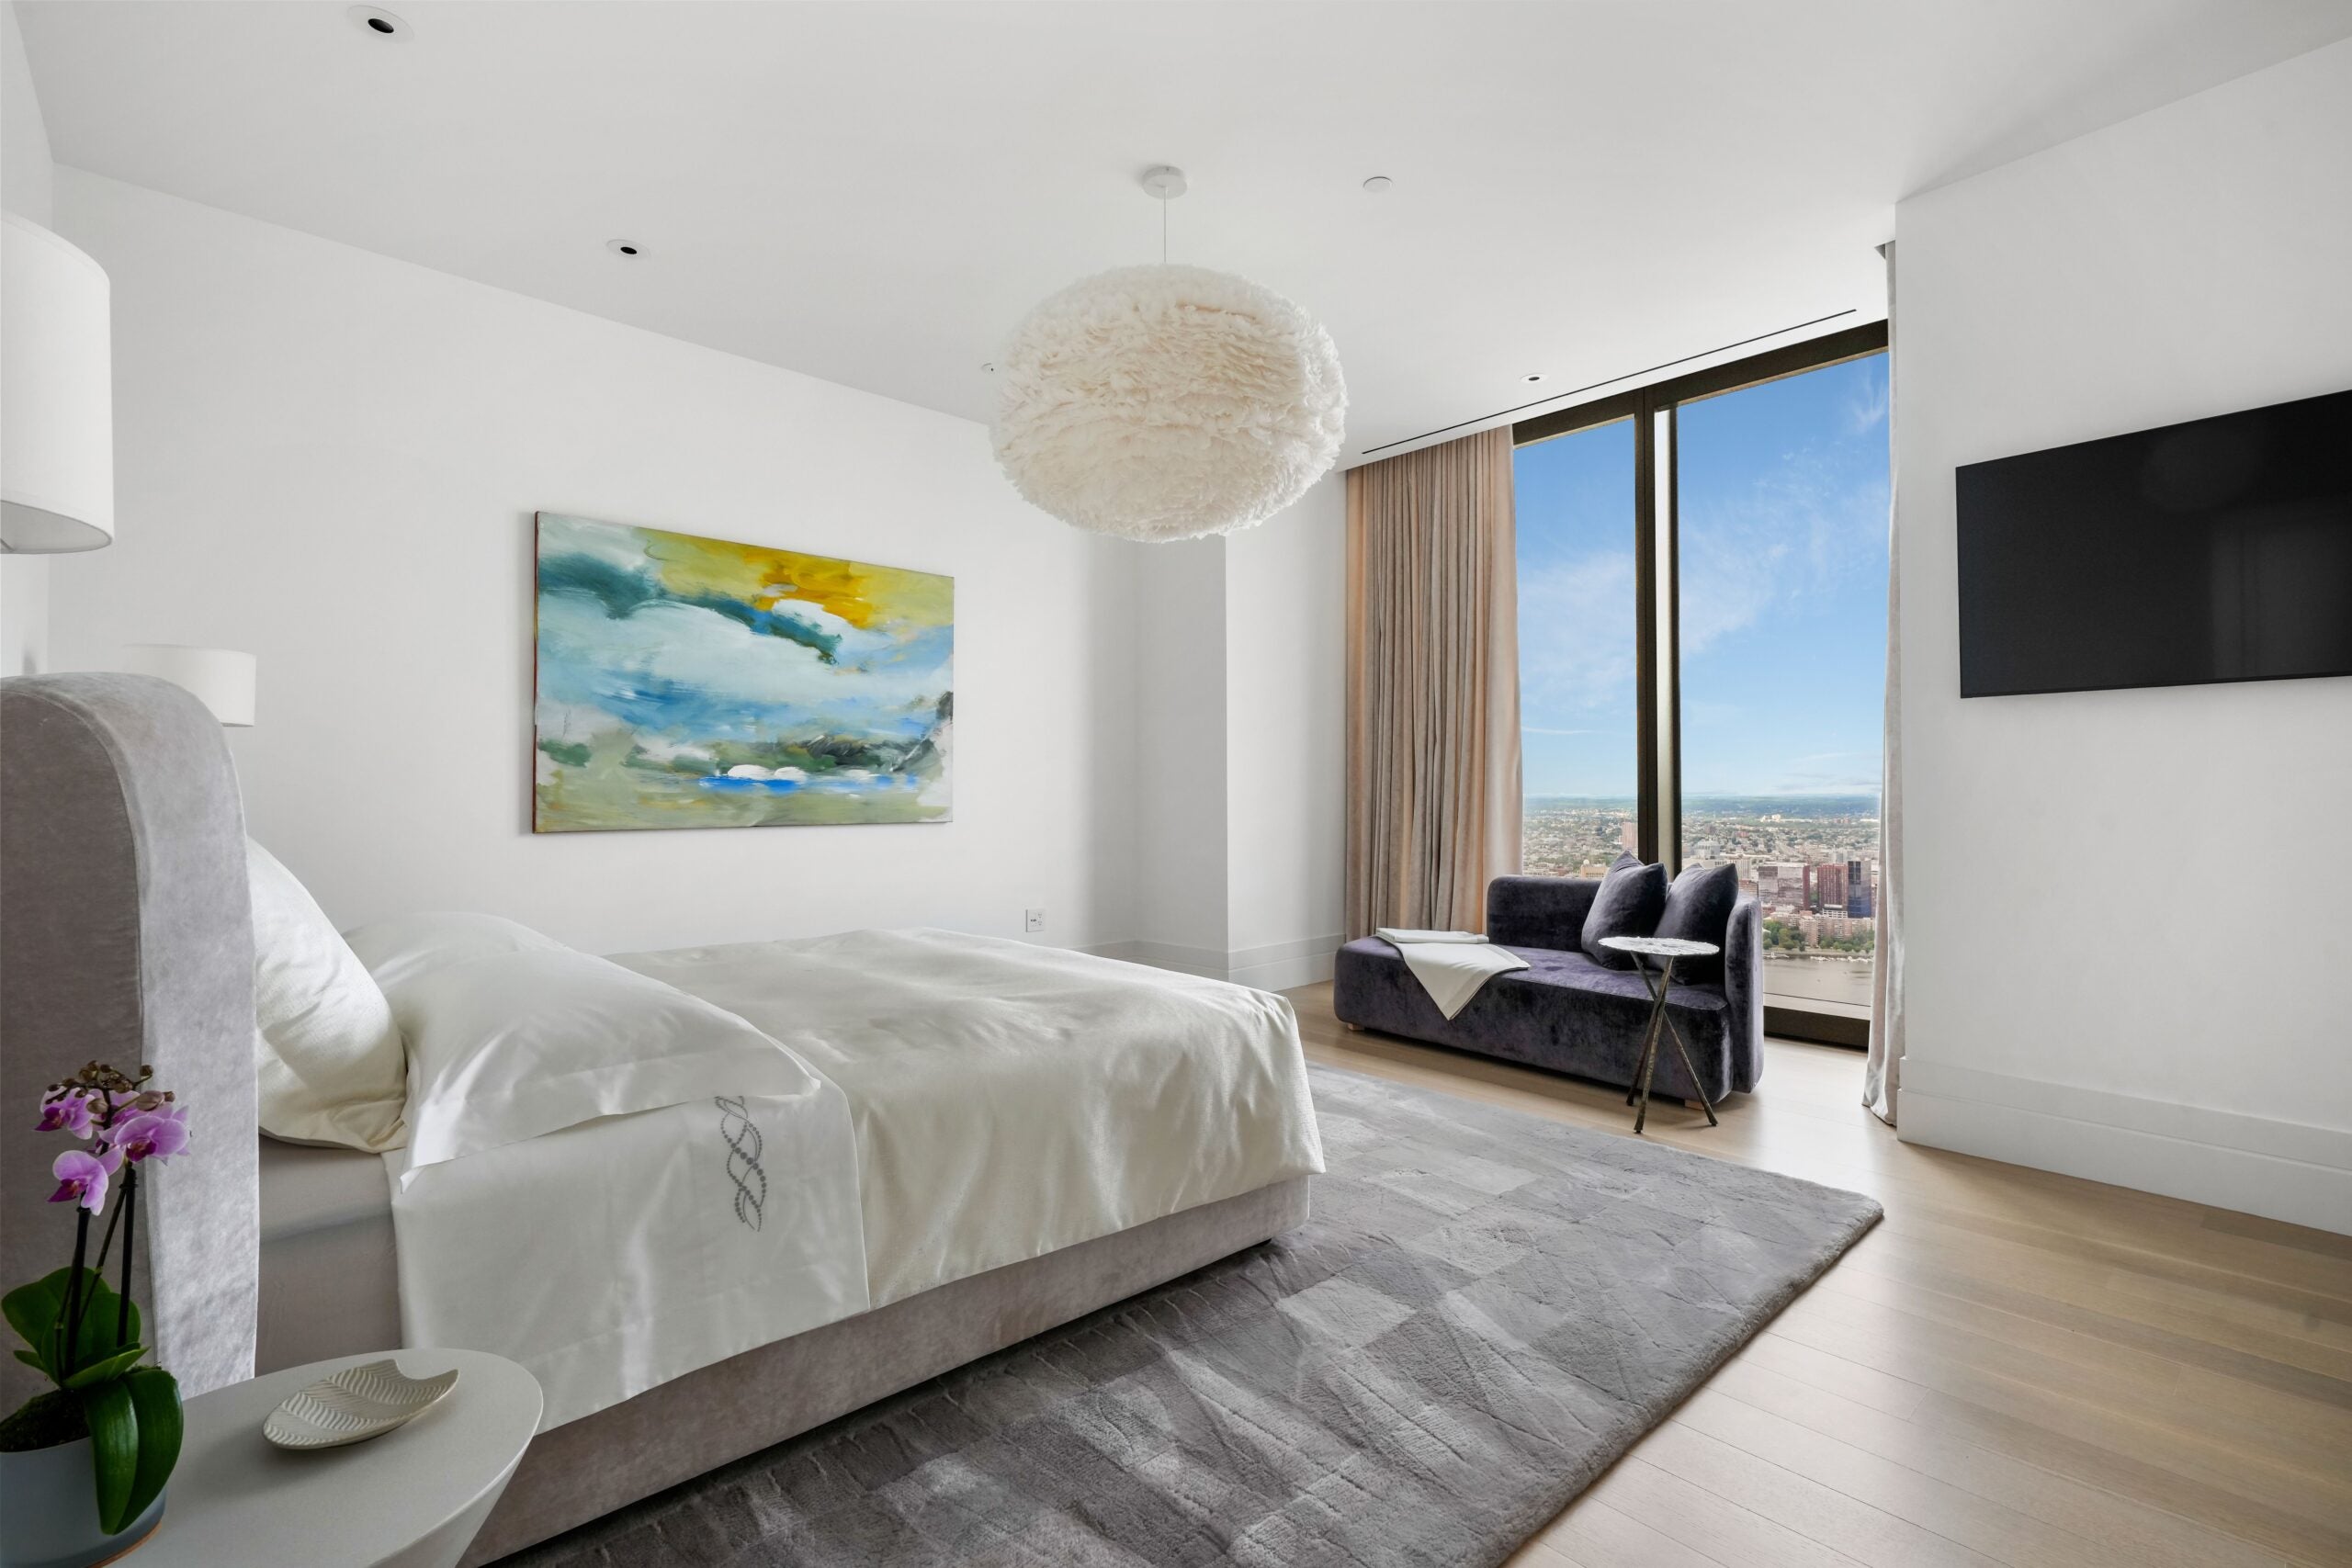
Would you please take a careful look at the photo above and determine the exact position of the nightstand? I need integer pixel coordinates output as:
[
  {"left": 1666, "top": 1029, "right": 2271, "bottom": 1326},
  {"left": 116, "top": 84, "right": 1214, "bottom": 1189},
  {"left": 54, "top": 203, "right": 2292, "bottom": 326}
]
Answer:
[{"left": 150, "top": 1349, "right": 538, "bottom": 1567}]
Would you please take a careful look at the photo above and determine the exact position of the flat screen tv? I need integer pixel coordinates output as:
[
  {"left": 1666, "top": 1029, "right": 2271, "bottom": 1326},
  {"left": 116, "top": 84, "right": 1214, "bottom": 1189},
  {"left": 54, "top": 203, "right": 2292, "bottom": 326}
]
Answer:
[{"left": 1955, "top": 388, "right": 2352, "bottom": 698}]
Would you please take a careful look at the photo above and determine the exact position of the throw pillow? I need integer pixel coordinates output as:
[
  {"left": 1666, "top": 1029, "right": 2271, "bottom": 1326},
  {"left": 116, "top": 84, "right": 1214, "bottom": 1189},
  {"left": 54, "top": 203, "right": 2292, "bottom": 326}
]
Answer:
[
  {"left": 1654, "top": 862, "right": 1739, "bottom": 984},
  {"left": 1580, "top": 852, "right": 1668, "bottom": 969}
]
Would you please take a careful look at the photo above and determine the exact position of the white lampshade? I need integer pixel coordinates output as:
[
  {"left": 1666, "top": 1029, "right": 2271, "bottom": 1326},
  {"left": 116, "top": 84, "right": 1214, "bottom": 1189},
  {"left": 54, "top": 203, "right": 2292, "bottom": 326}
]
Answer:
[
  {"left": 2, "top": 213, "right": 116, "bottom": 553},
  {"left": 120, "top": 646, "right": 256, "bottom": 727}
]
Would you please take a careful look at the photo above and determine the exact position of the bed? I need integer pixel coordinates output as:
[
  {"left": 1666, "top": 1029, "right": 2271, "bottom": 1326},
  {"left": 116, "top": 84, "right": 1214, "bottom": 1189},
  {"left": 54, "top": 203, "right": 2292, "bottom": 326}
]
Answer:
[{"left": 2, "top": 673, "right": 1321, "bottom": 1565}]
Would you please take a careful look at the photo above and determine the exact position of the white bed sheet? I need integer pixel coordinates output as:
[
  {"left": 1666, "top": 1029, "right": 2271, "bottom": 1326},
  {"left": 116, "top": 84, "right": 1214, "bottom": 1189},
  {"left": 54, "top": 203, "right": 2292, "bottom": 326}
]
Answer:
[
  {"left": 614, "top": 929, "right": 1327, "bottom": 1308},
  {"left": 387, "top": 1087, "right": 868, "bottom": 1430}
]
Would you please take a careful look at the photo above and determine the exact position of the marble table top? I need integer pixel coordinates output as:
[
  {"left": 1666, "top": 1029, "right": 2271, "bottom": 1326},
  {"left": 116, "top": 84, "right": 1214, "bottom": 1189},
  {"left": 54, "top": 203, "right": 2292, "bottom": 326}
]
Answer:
[{"left": 1600, "top": 935, "right": 1721, "bottom": 959}]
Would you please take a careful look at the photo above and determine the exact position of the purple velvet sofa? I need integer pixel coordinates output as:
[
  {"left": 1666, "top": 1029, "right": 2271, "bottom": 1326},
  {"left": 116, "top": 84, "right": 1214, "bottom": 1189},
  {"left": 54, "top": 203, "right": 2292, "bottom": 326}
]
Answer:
[{"left": 1331, "top": 874, "right": 1764, "bottom": 1102}]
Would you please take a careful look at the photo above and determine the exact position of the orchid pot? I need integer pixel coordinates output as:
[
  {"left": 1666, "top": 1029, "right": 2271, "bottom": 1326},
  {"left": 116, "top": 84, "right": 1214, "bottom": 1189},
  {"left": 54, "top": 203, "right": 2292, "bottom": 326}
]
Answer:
[
  {"left": 0, "top": 1436, "right": 166, "bottom": 1568},
  {"left": 0, "top": 1065, "right": 191, "bottom": 1567}
]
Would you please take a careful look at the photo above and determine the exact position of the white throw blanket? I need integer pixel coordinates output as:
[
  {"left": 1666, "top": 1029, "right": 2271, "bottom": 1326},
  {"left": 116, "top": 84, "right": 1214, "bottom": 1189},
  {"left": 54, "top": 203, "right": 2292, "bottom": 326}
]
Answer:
[{"left": 1378, "top": 929, "right": 1530, "bottom": 1020}]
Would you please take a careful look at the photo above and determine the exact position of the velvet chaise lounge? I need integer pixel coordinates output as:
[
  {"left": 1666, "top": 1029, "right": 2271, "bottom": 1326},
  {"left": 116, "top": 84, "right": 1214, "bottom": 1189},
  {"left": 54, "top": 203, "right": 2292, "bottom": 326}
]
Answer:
[{"left": 1332, "top": 874, "right": 1764, "bottom": 1102}]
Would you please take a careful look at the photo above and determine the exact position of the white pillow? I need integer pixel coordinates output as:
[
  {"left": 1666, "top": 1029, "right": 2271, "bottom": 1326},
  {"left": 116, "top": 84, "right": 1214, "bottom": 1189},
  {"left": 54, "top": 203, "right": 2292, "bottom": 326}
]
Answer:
[
  {"left": 342, "top": 910, "right": 569, "bottom": 991},
  {"left": 351, "top": 914, "right": 809, "bottom": 1177},
  {"left": 247, "top": 840, "right": 409, "bottom": 1152}
]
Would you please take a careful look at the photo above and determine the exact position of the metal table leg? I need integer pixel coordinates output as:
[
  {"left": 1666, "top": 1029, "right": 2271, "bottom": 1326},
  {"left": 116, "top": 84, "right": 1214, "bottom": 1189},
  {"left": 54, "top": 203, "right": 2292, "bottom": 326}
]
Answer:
[
  {"left": 1630, "top": 956, "right": 1675, "bottom": 1134},
  {"left": 1629, "top": 956, "right": 1720, "bottom": 1133},
  {"left": 1625, "top": 962, "right": 1664, "bottom": 1108},
  {"left": 1659, "top": 987, "right": 1721, "bottom": 1128}
]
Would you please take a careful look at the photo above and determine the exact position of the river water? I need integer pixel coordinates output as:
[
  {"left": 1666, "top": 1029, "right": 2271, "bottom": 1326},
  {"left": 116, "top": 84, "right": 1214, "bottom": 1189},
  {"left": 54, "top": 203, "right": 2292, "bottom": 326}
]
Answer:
[{"left": 1759, "top": 954, "right": 1874, "bottom": 1010}]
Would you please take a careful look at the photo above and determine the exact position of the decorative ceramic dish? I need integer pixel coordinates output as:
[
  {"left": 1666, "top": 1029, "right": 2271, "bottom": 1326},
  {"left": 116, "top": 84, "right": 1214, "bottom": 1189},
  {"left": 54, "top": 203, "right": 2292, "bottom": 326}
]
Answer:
[{"left": 263, "top": 1359, "right": 460, "bottom": 1450}]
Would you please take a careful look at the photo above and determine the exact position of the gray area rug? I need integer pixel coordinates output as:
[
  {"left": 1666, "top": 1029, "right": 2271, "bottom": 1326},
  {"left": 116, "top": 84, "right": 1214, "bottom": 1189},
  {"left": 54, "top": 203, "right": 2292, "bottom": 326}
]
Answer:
[{"left": 511, "top": 1064, "right": 1881, "bottom": 1567}]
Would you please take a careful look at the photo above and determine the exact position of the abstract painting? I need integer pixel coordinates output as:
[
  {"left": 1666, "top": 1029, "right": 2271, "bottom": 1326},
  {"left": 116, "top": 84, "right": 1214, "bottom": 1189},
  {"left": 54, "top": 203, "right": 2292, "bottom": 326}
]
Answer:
[{"left": 532, "top": 513, "right": 952, "bottom": 832}]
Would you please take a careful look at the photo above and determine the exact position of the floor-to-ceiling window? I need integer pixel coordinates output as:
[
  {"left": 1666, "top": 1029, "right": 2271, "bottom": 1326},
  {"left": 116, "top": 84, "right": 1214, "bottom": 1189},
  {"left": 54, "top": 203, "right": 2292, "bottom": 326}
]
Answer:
[
  {"left": 1513, "top": 322, "right": 1889, "bottom": 1034},
  {"left": 1515, "top": 416, "right": 1641, "bottom": 875}
]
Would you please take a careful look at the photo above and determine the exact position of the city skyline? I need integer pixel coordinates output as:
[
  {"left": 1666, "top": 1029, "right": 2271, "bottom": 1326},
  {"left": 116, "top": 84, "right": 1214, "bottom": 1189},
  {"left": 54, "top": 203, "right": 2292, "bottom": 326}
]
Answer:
[{"left": 1521, "top": 795, "right": 1881, "bottom": 1008}]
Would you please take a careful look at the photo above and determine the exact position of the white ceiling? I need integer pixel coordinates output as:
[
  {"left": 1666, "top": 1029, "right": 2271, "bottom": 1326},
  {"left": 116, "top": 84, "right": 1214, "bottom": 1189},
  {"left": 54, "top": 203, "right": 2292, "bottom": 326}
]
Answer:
[{"left": 19, "top": 1, "right": 2352, "bottom": 462}]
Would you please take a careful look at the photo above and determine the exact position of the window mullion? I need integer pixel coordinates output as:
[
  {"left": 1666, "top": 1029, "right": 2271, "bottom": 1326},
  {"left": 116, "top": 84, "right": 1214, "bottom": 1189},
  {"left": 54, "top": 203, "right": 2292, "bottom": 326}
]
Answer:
[
  {"left": 1656, "top": 400, "right": 1679, "bottom": 876},
  {"left": 1633, "top": 397, "right": 1659, "bottom": 863}
]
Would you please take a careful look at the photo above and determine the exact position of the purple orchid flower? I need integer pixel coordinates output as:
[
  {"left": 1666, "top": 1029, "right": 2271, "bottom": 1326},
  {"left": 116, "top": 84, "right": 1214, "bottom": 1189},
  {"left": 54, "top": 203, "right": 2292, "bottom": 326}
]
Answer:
[
  {"left": 113, "top": 1106, "right": 190, "bottom": 1166},
  {"left": 50, "top": 1146, "right": 122, "bottom": 1212},
  {"left": 35, "top": 1090, "right": 95, "bottom": 1138}
]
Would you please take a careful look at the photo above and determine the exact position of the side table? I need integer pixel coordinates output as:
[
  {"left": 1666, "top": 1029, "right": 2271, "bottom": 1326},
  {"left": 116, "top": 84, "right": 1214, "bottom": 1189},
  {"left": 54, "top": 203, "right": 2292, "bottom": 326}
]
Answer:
[
  {"left": 143, "top": 1349, "right": 538, "bottom": 1568},
  {"left": 1599, "top": 935, "right": 1723, "bottom": 1135}
]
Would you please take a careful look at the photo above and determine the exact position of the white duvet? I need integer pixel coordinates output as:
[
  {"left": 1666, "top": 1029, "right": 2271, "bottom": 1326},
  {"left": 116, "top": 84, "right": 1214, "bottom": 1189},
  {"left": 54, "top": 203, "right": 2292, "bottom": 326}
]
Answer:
[
  {"left": 615, "top": 929, "right": 1327, "bottom": 1308},
  {"left": 380, "top": 925, "right": 1323, "bottom": 1429}
]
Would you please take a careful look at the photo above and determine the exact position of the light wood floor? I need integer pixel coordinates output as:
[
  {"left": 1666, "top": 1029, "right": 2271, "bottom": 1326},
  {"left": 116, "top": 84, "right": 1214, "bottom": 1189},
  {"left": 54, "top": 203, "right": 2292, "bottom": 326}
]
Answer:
[{"left": 1283, "top": 981, "right": 2352, "bottom": 1568}]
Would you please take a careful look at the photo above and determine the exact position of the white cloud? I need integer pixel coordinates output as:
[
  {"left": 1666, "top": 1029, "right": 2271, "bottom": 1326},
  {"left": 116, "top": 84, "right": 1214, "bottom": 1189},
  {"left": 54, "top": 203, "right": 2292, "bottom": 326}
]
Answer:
[
  {"left": 1844, "top": 372, "right": 1890, "bottom": 435},
  {"left": 1679, "top": 444, "right": 1888, "bottom": 659},
  {"left": 1517, "top": 550, "right": 1637, "bottom": 716}
]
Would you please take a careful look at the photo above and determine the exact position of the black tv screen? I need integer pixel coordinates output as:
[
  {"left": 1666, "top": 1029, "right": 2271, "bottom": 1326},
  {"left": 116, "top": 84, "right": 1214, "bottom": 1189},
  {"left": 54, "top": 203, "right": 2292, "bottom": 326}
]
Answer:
[{"left": 1955, "top": 389, "right": 2352, "bottom": 698}]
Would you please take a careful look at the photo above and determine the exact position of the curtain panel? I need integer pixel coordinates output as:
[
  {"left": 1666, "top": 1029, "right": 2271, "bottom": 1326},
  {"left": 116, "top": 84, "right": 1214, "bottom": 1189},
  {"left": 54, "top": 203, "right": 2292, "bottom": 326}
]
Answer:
[
  {"left": 1865, "top": 241, "right": 1905, "bottom": 1127},
  {"left": 1344, "top": 427, "right": 1521, "bottom": 940}
]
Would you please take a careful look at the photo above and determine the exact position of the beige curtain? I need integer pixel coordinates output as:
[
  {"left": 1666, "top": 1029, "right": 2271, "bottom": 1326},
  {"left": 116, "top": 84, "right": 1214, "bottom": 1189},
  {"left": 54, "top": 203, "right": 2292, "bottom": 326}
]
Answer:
[
  {"left": 1865, "top": 242, "right": 1905, "bottom": 1126},
  {"left": 1344, "top": 426, "right": 1521, "bottom": 939}
]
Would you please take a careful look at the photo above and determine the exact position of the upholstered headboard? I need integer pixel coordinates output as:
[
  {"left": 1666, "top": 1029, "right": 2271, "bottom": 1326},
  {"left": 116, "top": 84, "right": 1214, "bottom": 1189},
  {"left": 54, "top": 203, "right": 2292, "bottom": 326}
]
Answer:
[{"left": 0, "top": 673, "right": 259, "bottom": 1407}]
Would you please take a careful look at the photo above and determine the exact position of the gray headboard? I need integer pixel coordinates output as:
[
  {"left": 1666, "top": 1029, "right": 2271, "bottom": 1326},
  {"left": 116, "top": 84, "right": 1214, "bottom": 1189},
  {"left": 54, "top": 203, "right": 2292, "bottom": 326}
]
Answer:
[{"left": 0, "top": 673, "right": 259, "bottom": 1406}]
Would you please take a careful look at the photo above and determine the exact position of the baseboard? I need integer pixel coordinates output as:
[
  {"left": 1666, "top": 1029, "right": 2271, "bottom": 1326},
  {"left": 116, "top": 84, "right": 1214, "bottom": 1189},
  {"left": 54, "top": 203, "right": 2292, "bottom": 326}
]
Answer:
[
  {"left": 1084, "top": 939, "right": 1227, "bottom": 978},
  {"left": 1225, "top": 935, "right": 1342, "bottom": 991},
  {"left": 1084, "top": 935, "right": 1342, "bottom": 993},
  {"left": 1898, "top": 1060, "right": 2352, "bottom": 1235}
]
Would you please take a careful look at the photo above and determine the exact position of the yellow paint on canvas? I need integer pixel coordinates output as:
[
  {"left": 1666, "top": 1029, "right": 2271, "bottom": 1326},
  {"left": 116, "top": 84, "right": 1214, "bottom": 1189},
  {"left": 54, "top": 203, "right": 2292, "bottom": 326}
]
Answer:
[{"left": 642, "top": 531, "right": 951, "bottom": 630}]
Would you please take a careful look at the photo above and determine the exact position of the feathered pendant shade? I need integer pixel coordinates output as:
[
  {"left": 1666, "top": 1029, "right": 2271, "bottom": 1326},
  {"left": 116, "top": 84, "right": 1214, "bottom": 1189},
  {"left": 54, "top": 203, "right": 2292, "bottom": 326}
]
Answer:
[{"left": 991, "top": 263, "right": 1346, "bottom": 541}]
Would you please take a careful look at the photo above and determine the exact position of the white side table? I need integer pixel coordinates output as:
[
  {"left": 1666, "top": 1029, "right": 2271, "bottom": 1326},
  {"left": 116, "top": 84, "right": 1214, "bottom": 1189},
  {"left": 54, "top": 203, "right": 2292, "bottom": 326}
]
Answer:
[{"left": 145, "top": 1349, "right": 539, "bottom": 1568}]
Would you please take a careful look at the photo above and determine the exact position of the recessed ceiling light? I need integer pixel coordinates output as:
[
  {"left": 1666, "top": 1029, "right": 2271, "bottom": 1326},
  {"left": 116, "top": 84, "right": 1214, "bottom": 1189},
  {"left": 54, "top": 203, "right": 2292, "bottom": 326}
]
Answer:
[
  {"left": 345, "top": 6, "right": 410, "bottom": 39},
  {"left": 605, "top": 239, "right": 642, "bottom": 257},
  {"left": 1362, "top": 175, "right": 1395, "bottom": 194}
]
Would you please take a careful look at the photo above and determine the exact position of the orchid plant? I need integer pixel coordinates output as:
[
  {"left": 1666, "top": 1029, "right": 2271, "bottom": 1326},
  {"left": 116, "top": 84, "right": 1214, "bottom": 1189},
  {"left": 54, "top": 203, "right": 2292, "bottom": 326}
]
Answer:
[{"left": 0, "top": 1063, "right": 189, "bottom": 1536}]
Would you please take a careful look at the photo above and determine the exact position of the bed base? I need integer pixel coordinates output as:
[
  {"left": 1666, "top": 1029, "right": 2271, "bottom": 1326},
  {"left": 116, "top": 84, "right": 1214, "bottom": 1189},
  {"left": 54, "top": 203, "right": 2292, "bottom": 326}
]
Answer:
[{"left": 462, "top": 1176, "right": 1312, "bottom": 1564}]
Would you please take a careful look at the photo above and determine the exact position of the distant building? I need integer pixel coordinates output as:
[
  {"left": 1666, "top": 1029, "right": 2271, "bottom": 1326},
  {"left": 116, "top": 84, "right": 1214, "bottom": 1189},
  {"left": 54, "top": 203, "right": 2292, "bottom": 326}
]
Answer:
[
  {"left": 1812, "top": 862, "right": 1848, "bottom": 912},
  {"left": 1846, "top": 857, "right": 1871, "bottom": 916},
  {"left": 1619, "top": 819, "right": 1638, "bottom": 854}
]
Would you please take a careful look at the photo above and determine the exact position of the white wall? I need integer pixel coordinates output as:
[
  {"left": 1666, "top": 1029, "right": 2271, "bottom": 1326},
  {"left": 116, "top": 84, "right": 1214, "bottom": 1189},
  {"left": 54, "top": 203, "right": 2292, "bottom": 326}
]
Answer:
[
  {"left": 1, "top": 0, "right": 55, "bottom": 676},
  {"left": 1226, "top": 479, "right": 1346, "bottom": 987},
  {"left": 1126, "top": 535, "right": 1229, "bottom": 970},
  {"left": 1110, "top": 480, "right": 1349, "bottom": 991},
  {"left": 0, "top": 2, "right": 47, "bottom": 221},
  {"left": 49, "top": 169, "right": 1139, "bottom": 956},
  {"left": 1892, "top": 39, "right": 2352, "bottom": 1232}
]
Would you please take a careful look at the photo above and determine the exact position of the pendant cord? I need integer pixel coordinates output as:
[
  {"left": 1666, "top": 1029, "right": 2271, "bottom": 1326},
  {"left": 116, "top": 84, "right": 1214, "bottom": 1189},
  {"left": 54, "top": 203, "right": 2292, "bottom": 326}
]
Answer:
[{"left": 1161, "top": 196, "right": 1168, "bottom": 265}]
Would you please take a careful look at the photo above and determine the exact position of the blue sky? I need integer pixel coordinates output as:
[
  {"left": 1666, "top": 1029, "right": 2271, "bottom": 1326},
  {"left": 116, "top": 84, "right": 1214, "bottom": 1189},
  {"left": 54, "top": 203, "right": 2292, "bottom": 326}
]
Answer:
[{"left": 1515, "top": 352, "right": 1890, "bottom": 797}]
